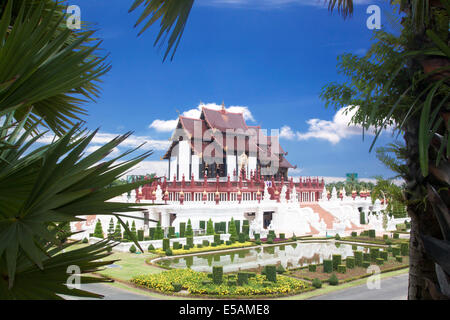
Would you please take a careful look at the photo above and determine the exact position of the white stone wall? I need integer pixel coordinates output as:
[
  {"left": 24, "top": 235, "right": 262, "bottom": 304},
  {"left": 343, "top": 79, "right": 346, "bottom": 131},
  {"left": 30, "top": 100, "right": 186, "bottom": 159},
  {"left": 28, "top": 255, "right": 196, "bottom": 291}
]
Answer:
[
  {"left": 178, "top": 140, "right": 190, "bottom": 180},
  {"left": 248, "top": 156, "right": 257, "bottom": 178},
  {"left": 169, "top": 156, "right": 177, "bottom": 180},
  {"left": 89, "top": 234, "right": 231, "bottom": 252},
  {"left": 192, "top": 154, "right": 200, "bottom": 180},
  {"left": 226, "top": 155, "right": 237, "bottom": 180},
  {"left": 70, "top": 211, "right": 146, "bottom": 241}
]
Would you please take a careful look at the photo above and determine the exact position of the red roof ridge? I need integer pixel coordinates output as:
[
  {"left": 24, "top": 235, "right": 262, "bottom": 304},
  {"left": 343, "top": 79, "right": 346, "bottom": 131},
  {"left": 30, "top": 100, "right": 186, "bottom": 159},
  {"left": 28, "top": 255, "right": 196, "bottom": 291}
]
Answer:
[
  {"left": 179, "top": 115, "right": 203, "bottom": 121},
  {"left": 201, "top": 105, "right": 246, "bottom": 116}
]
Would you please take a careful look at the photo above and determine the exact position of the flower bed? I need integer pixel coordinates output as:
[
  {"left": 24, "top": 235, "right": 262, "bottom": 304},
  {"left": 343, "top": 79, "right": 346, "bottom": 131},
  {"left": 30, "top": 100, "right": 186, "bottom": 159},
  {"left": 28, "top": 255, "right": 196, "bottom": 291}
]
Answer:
[
  {"left": 131, "top": 269, "right": 310, "bottom": 297},
  {"left": 153, "top": 241, "right": 254, "bottom": 256}
]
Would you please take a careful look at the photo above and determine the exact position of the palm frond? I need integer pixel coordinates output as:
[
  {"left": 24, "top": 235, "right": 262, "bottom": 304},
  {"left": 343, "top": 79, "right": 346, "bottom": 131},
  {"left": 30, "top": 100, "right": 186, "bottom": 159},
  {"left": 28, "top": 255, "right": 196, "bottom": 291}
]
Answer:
[
  {"left": 0, "top": 116, "right": 152, "bottom": 296},
  {"left": 0, "top": 0, "right": 110, "bottom": 135},
  {"left": 326, "top": 0, "right": 354, "bottom": 19},
  {"left": 129, "top": 0, "right": 194, "bottom": 62}
]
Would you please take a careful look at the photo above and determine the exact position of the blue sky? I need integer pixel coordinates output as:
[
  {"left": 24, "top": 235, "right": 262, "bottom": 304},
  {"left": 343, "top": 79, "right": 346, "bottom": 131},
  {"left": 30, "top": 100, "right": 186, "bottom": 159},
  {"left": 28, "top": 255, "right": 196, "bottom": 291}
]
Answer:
[{"left": 64, "top": 0, "right": 400, "bottom": 180}]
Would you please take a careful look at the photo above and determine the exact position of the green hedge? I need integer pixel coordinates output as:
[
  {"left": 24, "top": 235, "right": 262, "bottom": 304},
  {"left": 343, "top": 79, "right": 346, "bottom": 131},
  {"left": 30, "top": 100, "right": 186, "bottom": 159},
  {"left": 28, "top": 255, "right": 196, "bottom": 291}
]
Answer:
[
  {"left": 212, "top": 266, "right": 223, "bottom": 285},
  {"left": 376, "top": 258, "right": 384, "bottom": 265},
  {"left": 242, "top": 225, "right": 249, "bottom": 237},
  {"left": 369, "top": 229, "right": 376, "bottom": 238},
  {"left": 360, "top": 211, "right": 366, "bottom": 225},
  {"left": 312, "top": 278, "right": 322, "bottom": 288},
  {"left": 179, "top": 222, "right": 186, "bottom": 238},
  {"left": 400, "top": 243, "right": 409, "bottom": 256},
  {"left": 235, "top": 220, "right": 241, "bottom": 234},
  {"left": 202, "top": 240, "right": 210, "bottom": 247},
  {"left": 162, "top": 238, "right": 170, "bottom": 251},
  {"left": 346, "top": 257, "right": 355, "bottom": 269},
  {"left": 237, "top": 272, "right": 249, "bottom": 285},
  {"left": 168, "top": 227, "right": 175, "bottom": 238},
  {"left": 147, "top": 244, "right": 155, "bottom": 251},
  {"left": 393, "top": 232, "right": 399, "bottom": 239},
  {"left": 380, "top": 251, "right": 388, "bottom": 261},
  {"left": 323, "top": 259, "right": 333, "bottom": 273},
  {"left": 187, "top": 236, "right": 194, "bottom": 247},
  {"left": 172, "top": 242, "right": 181, "bottom": 250},
  {"left": 279, "top": 233, "right": 285, "bottom": 239},
  {"left": 362, "top": 261, "right": 370, "bottom": 268},
  {"left": 254, "top": 233, "right": 260, "bottom": 241},
  {"left": 149, "top": 227, "right": 155, "bottom": 240},
  {"left": 351, "top": 231, "right": 357, "bottom": 237},
  {"left": 199, "top": 221, "right": 206, "bottom": 230},
  {"left": 308, "top": 264, "right": 317, "bottom": 272},
  {"left": 396, "top": 256, "right": 403, "bottom": 263},
  {"left": 137, "top": 229, "right": 144, "bottom": 241},
  {"left": 363, "top": 253, "right": 371, "bottom": 262},
  {"left": 370, "top": 248, "right": 380, "bottom": 261},
  {"left": 328, "top": 274, "right": 339, "bottom": 286},
  {"left": 214, "top": 234, "right": 220, "bottom": 244},
  {"left": 238, "top": 233, "right": 245, "bottom": 243},
  {"left": 172, "top": 283, "right": 182, "bottom": 292},
  {"left": 392, "top": 247, "right": 401, "bottom": 257},
  {"left": 276, "top": 265, "right": 286, "bottom": 274},
  {"left": 354, "top": 251, "right": 363, "bottom": 267},
  {"left": 332, "top": 254, "right": 342, "bottom": 271},
  {"left": 265, "top": 265, "right": 277, "bottom": 283},
  {"left": 337, "top": 265, "right": 347, "bottom": 273}
]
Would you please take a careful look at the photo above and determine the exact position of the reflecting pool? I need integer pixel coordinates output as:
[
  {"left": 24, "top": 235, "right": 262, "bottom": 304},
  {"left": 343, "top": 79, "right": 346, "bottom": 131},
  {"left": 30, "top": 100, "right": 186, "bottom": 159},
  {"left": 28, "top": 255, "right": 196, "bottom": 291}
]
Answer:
[{"left": 157, "top": 241, "right": 377, "bottom": 272}]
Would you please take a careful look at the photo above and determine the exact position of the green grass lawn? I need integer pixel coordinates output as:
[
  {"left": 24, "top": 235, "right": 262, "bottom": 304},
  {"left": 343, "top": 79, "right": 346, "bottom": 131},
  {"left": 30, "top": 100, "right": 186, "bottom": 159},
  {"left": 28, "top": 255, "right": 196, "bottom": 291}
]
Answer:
[
  {"left": 62, "top": 242, "right": 162, "bottom": 281},
  {"left": 278, "top": 268, "right": 409, "bottom": 300},
  {"left": 96, "top": 251, "right": 162, "bottom": 281}
]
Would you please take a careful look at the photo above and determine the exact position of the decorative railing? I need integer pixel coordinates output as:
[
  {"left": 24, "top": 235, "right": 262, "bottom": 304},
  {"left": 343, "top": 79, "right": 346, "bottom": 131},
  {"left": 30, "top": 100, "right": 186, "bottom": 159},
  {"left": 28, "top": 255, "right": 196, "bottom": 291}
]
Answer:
[{"left": 134, "top": 173, "right": 325, "bottom": 205}]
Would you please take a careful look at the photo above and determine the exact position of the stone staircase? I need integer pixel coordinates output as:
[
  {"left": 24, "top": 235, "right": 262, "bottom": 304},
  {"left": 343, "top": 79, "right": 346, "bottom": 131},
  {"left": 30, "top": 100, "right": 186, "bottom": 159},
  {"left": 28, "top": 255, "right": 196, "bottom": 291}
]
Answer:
[{"left": 301, "top": 203, "right": 337, "bottom": 229}]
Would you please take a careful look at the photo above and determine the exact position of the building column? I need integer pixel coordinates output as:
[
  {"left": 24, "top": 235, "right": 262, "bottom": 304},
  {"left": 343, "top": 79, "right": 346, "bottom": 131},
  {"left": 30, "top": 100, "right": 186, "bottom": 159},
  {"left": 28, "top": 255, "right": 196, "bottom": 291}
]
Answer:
[{"left": 161, "top": 211, "right": 170, "bottom": 229}]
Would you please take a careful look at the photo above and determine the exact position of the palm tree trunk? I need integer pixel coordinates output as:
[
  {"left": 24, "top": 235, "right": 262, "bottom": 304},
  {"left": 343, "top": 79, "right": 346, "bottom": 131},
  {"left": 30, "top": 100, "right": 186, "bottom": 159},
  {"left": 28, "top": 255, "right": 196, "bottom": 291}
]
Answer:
[{"left": 404, "top": 117, "right": 443, "bottom": 299}]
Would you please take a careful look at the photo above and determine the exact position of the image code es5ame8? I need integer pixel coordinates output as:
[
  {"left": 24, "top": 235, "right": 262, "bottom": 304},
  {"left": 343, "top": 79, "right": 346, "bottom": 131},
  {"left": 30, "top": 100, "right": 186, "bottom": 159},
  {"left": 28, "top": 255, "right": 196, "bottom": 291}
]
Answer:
[{"left": 223, "top": 305, "right": 270, "bottom": 316}]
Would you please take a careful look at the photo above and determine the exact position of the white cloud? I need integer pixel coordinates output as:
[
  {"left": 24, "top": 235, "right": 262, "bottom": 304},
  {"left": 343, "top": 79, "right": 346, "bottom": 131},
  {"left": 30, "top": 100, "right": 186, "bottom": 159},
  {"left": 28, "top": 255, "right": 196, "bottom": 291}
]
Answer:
[
  {"left": 288, "top": 167, "right": 303, "bottom": 176},
  {"left": 149, "top": 102, "right": 255, "bottom": 132},
  {"left": 126, "top": 160, "right": 168, "bottom": 177},
  {"left": 280, "top": 106, "right": 373, "bottom": 145},
  {"left": 37, "top": 132, "right": 171, "bottom": 151},
  {"left": 280, "top": 125, "right": 295, "bottom": 140},
  {"left": 149, "top": 119, "right": 179, "bottom": 132}
]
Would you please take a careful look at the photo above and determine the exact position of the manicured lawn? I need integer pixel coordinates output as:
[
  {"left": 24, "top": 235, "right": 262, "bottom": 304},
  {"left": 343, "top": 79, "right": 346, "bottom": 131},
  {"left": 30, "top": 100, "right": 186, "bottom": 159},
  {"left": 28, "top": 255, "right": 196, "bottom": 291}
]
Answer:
[
  {"left": 61, "top": 242, "right": 162, "bottom": 281},
  {"left": 289, "top": 256, "right": 409, "bottom": 282},
  {"left": 279, "top": 268, "right": 409, "bottom": 300},
  {"left": 96, "top": 251, "right": 162, "bottom": 281}
]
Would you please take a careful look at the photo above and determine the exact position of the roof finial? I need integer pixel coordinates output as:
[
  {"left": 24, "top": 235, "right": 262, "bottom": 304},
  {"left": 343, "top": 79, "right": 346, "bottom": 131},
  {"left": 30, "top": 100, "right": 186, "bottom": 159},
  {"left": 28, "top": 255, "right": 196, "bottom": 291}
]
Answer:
[{"left": 221, "top": 101, "right": 225, "bottom": 112}]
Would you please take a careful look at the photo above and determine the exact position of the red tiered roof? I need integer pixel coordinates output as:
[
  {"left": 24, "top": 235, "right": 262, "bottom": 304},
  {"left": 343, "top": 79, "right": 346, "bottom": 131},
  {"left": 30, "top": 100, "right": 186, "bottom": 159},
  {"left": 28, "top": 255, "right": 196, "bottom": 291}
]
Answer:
[{"left": 162, "top": 106, "right": 293, "bottom": 166}]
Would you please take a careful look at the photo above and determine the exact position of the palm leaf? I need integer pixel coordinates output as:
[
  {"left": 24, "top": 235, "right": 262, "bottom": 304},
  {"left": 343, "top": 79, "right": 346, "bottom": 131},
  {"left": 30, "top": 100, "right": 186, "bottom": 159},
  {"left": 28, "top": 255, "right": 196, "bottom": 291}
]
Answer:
[
  {"left": 0, "top": 119, "right": 153, "bottom": 296},
  {"left": 0, "top": 0, "right": 110, "bottom": 135},
  {"left": 129, "top": 0, "right": 194, "bottom": 61}
]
